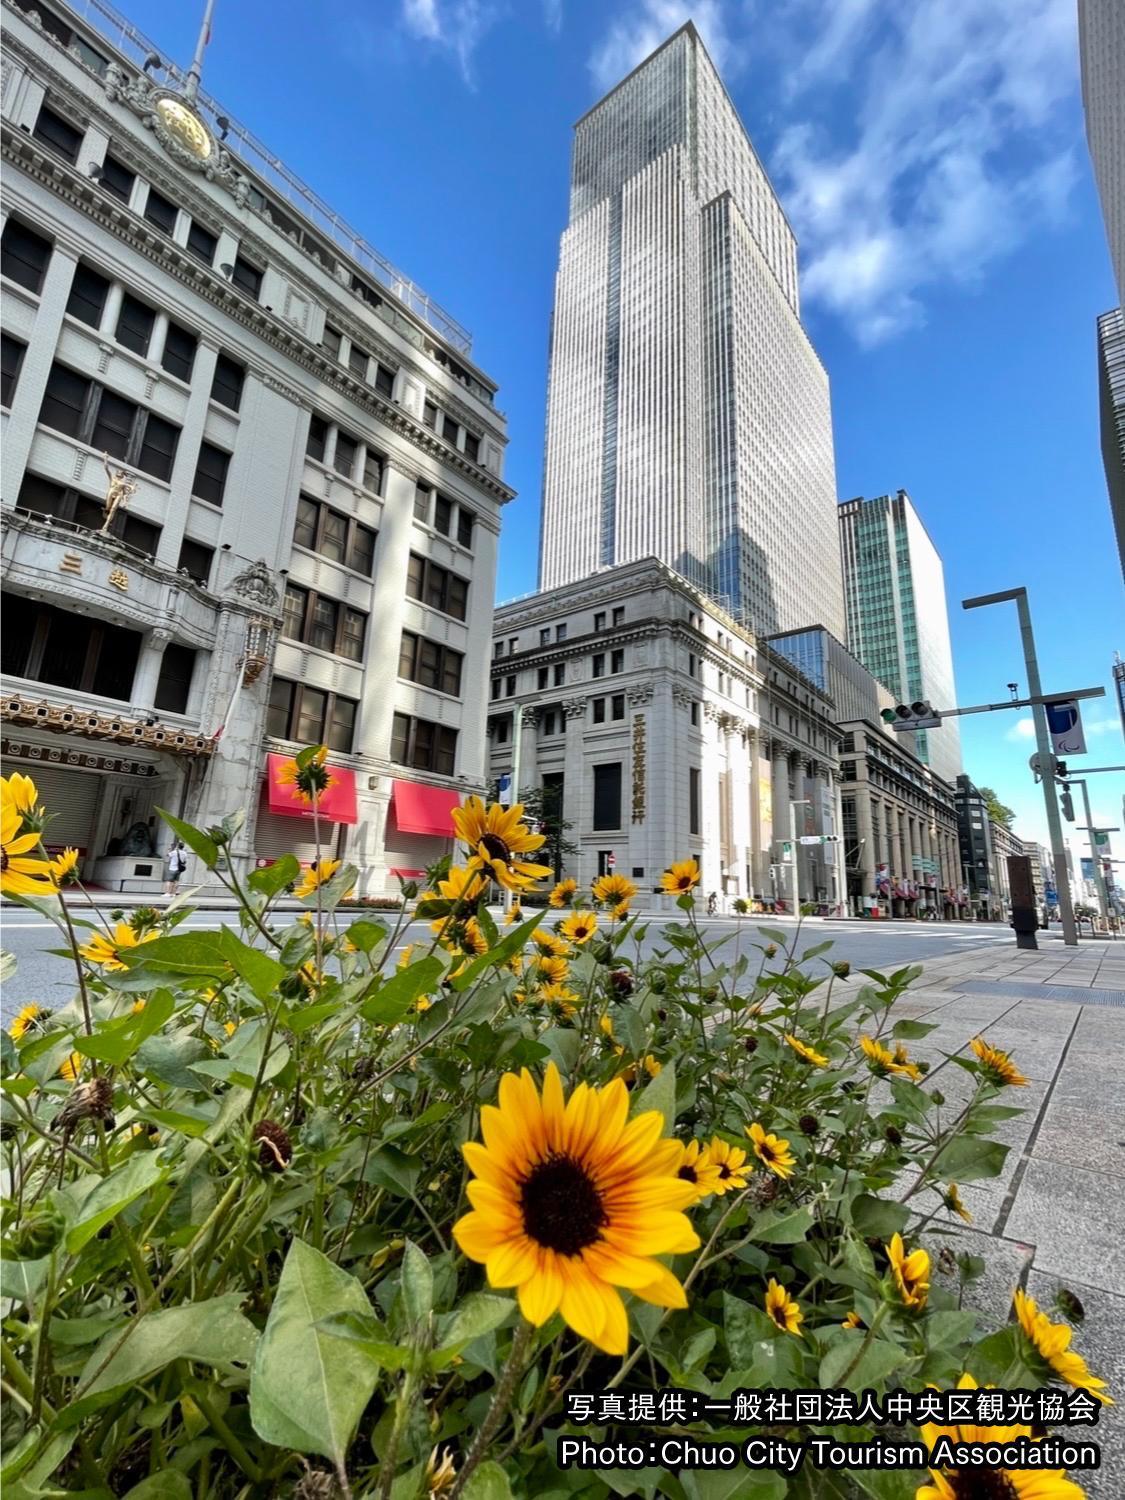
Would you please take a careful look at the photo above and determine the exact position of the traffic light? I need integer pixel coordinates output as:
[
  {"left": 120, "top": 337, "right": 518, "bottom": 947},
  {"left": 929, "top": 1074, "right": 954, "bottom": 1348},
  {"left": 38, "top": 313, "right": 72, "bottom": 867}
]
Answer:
[
  {"left": 1055, "top": 761, "right": 1068, "bottom": 780},
  {"left": 880, "top": 700, "right": 941, "bottom": 731},
  {"left": 1059, "top": 786, "right": 1075, "bottom": 822}
]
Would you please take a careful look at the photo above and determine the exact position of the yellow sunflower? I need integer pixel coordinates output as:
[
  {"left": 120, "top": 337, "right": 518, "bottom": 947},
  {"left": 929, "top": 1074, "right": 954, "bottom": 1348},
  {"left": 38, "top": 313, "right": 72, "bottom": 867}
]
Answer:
[
  {"left": 887, "top": 1232, "right": 929, "bottom": 1311},
  {"left": 860, "top": 1035, "right": 922, "bottom": 1081},
  {"left": 943, "top": 1183, "right": 972, "bottom": 1223},
  {"left": 1013, "top": 1290, "right": 1113, "bottom": 1404},
  {"left": 746, "top": 1122, "right": 796, "bottom": 1179},
  {"left": 591, "top": 873, "right": 638, "bottom": 909},
  {"left": 426, "top": 1446, "right": 458, "bottom": 1497},
  {"left": 540, "top": 982, "right": 581, "bottom": 1021},
  {"left": 504, "top": 903, "right": 523, "bottom": 926},
  {"left": 438, "top": 916, "right": 489, "bottom": 959},
  {"left": 49, "top": 847, "right": 80, "bottom": 885},
  {"left": 436, "top": 865, "right": 488, "bottom": 906},
  {"left": 561, "top": 911, "right": 598, "bottom": 945},
  {"left": 77, "top": 921, "right": 158, "bottom": 972},
  {"left": 452, "top": 796, "right": 552, "bottom": 893},
  {"left": 398, "top": 943, "right": 417, "bottom": 970},
  {"left": 275, "top": 745, "right": 336, "bottom": 803},
  {"left": 970, "top": 1036, "right": 1028, "bottom": 1088},
  {"left": 764, "top": 1277, "right": 803, "bottom": 1335},
  {"left": 58, "top": 1052, "right": 82, "bottom": 1082},
  {"left": 784, "top": 1034, "right": 828, "bottom": 1067},
  {"left": 531, "top": 928, "right": 569, "bottom": 958},
  {"left": 549, "top": 878, "right": 579, "bottom": 908},
  {"left": 531, "top": 954, "right": 569, "bottom": 985},
  {"left": 9, "top": 1003, "right": 53, "bottom": 1042},
  {"left": 842, "top": 1310, "right": 864, "bottom": 1330},
  {"left": 706, "top": 1137, "right": 751, "bottom": 1194},
  {"left": 1, "top": 771, "right": 42, "bottom": 818},
  {"left": 660, "top": 860, "right": 700, "bottom": 895},
  {"left": 611, "top": 900, "right": 631, "bottom": 921},
  {"left": 917, "top": 1372, "right": 1086, "bottom": 1500},
  {"left": 2, "top": 801, "right": 54, "bottom": 897},
  {"left": 652, "top": 1138, "right": 723, "bottom": 1203},
  {"left": 453, "top": 1062, "right": 700, "bottom": 1354},
  {"left": 293, "top": 858, "right": 347, "bottom": 898}
]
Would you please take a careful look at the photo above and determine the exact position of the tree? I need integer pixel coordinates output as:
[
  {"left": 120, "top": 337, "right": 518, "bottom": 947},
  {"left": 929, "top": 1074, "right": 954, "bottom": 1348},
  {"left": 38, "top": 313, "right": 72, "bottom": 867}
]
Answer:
[
  {"left": 977, "top": 786, "right": 1016, "bottom": 829},
  {"left": 498, "top": 783, "right": 579, "bottom": 882}
]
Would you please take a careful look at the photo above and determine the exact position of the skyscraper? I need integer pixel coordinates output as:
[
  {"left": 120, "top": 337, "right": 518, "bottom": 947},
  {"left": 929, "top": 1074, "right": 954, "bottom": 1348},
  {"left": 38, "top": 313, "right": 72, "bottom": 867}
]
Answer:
[
  {"left": 838, "top": 491, "right": 963, "bottom": 786},
  {"left": 538, "top": 23, "right": 844, "bottom": 639}
]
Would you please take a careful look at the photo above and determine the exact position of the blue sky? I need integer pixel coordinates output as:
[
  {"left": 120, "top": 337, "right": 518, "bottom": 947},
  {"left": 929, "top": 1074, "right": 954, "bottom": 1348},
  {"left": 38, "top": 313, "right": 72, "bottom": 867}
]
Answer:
[{"left": 125, "top": 0, "right": 1124, "bottom": 853}]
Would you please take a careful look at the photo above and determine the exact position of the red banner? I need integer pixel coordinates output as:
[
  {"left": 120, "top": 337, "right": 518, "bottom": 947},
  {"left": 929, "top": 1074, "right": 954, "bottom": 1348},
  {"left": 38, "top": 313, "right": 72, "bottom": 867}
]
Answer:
[{"left": 265, "top": 753, "right": 358, "bottom": 824}]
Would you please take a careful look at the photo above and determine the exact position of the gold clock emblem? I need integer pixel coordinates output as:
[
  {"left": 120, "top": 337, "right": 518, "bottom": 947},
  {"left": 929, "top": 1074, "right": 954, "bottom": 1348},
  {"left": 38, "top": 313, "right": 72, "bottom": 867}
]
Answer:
[{"left": 156, "top": 98, "right": 212, "bottom": 161}]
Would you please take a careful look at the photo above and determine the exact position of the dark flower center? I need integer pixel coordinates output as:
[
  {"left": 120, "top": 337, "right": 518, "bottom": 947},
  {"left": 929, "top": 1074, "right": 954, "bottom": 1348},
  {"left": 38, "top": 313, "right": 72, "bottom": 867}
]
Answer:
[
  {"left": 521, "top": 1152, "right": 607, "bottom": 1256},
  {"left": 678, "top": 1164, "right": 698, "bottom": 1184},
  {"left": 768, "top": 1302, "right": 788, "bottom": 1328},
  {"left": 948, "top": 1472, "right": 1019, "bottom": 1500},
  {"left": 716, "top": 1162, "right": 732, "bottom": 1180},
  {"left": 480, "top": 833, "right": 513, "bottom": 865}
]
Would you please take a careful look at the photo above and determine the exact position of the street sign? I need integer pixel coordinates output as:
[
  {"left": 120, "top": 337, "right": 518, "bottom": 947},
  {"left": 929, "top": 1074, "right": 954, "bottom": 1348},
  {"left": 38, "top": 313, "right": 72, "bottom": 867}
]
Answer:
[
  {"left": 1045, "top": 700, "right": 1087, "bottom": 756},
  {"left": 606, "top": 851, "right": 616, "bottom": 869},
  {"left": 798, "top": 835, "right": 841, "bottom": 845}
]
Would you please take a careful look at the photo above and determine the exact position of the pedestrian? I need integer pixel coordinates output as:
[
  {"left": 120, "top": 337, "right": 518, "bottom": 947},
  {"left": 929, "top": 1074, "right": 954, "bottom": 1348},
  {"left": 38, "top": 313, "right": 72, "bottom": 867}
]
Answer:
[{"left": 164, "top": 839, "right": 186, "bottom": 896}]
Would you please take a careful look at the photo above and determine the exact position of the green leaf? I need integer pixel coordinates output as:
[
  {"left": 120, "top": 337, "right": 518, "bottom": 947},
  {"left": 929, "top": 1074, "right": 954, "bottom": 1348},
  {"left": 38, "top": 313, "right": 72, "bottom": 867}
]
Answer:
[
  {"left": 851, "top": 1194, "right": 910, "bottom": 1238},
  {"left": 683, "top": 1470, "right": 786, "bottom": 1500},
  {"left": 123, "top": 1473, "right": 193, "bottom": 1500},
  {"left": 462, "top": 1461, "right": 513, "bottom": 1500},
  {"left": 928, "top": 1136, "right": 1009, "bottom": 1183},
  {"left": 248, "top": 854, "right": 300, "bottom": 897},
  {"left": 66, "top": 1152, "right": 168, "bottom": 1254},
  {"left": 757, "top": 927, "right": 788, "bottom": 945},
  {"left": 316, "top": 1309, "right": 405, "bottom": 1371},
  {"left": 800, "top": 940, "right": 834, "bottom": 960},
  {"left": 819, "top": 1336, "right": 907, "bottom": 1389},
  {"left": 156, "top": 808, "right": 218, "bottom": 869},
  {"left": 73, "top": 990, "right": 175, "bottom": 1066},
  {"left": 849, "top": 1468, "right": 921, "bottom": 1500},
  {"left": 400, "top": 1239, "right": 433, "bottom": 1327},
  {"left": 364, "top": 1144, "right": 420, "bottom": 1198},
  {"left": 447, "top": 911, "right": 543, "bottom": 992},
  {"left": 723, "top": 1293, "right": 776, "bottom": 1366},
  {"left": 748, "top": 1203, "right": 814, "bottom": 1244},
  {"left": 965, "top": 1327, "right": 1025, "bottom": 1385},
  {"left": 925, "top": 1309, "right": 977, "bottom": 1350},
  {"left": 0, "top": 1256, "right": 51, "bottom": 1306},
  {"left": 250, "top": 1238, "right": 379, "bottom": 1467},
  {"left": 435, "top": 1293, "right": 512, "bottom": 1355},
  {"left": 632, "top": 1059, "right": 676, "bottom": 1128},
  {"left": 70, "top": 1294, "right": 257, "bottom": 1414},
  {"left": 892, "top": 1019, "right": 939, "bottom": 1040},
  {"left": 135, "top": 1032, "right": 211, "bottom": 1090},
  {"left": 360, "top": 957, "right": 444, "bottom": 1024},
  {"left": 343, "top": 919, "right": 387, "bottom": 954},
  {"left": 115, "top": 930, "right": 228, "bottom": 978},
  {"left": 217, "top": 929, "right": 286, "bottom": 1000}
]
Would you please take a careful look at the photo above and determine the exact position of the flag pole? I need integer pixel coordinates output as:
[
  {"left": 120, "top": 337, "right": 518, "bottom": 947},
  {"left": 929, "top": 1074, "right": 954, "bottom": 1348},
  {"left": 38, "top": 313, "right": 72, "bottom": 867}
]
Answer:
[
  {"left": 502, "top": 706, "right": 522, "bottom": 915},
  {"left": 184, "top": 0, "right": 216, "bottom": 103}
]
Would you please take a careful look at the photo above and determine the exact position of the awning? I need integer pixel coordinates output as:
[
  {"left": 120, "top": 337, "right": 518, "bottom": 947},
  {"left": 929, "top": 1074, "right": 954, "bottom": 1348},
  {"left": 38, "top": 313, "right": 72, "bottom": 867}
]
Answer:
[
  {"left": 391, "top": 780, "right": 460, "bottom": 838},
  {"left": 265, "top": 753, "right": 358, "bottom": 824}
]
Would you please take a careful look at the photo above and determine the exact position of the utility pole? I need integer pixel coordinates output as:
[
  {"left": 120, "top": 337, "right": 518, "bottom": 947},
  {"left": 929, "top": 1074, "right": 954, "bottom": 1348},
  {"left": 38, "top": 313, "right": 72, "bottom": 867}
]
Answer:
[
  {"left": 501, "top": 706, "right": 523, "bottom": 916},
  {"left": 962, "top": 589, "right": 1078, "bottom": 947},
  {"left": 1068, "top": 778, "right": 1114, "bottom": 933}
]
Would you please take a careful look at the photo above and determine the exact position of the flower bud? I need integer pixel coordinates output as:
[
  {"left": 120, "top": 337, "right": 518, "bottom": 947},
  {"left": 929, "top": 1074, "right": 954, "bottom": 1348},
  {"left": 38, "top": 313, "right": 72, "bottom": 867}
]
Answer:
[
  {"left": 611, "top": 969, "right": 635, "bottom": 997},
  {"left": 744, "top": 1036, "right": 758, "bottom": 1053},
  {"left": 798, "top": 1113, "right": 819, "bottom": 1136},
  {"left": 763, "top": 944, "right": 778, "bottom": 959},
  {"left": 207, "top": 826, "right": 230, "bottom": 846},
  {"left": 252, "top": 1119, "right": 293, "bottom": 1172},
  {"left": 929, "top": 1089, "right": 945, "bottom": 1107},
  {"left": 884, "top": 1125, "right": 902, "bottom": 1146},
  {"left": 831, "top": 960, "right": 851, "bottom": 978}
]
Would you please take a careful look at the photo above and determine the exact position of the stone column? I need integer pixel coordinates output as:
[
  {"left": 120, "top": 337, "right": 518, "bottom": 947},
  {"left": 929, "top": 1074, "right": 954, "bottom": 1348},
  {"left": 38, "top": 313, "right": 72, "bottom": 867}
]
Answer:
[
  {"left": 772, "top": 748, "right": 795, "bottom": 907},
  {"left": 149, "top": 312, "right": 170, "bottom": 370},
  {"left": 1, "top": 243, "right": 78, "bottom": 499},
  {"left": 101, "top": 281, "right": 125, "bottom": 342},
  {"left": 154, "top": 339, "right": 220, "bottom": 570},
  {"left": 853, "top": 780, "right": 874, "bottom": 913},
  {"left": 131, "top": 627, "right": 171, "bottom": 712},
  {"left": 519, "top": 706, "right": 540, "bottom": 795},
  {"left": 361, "top": 461, "right": 417, "bottom": 766},
  {"left": 562, "top": 698, "right": 589, "bottom": 884}
]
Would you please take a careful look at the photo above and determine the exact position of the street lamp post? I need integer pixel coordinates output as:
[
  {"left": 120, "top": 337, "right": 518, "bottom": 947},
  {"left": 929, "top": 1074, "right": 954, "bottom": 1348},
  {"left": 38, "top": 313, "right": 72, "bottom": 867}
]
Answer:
[
  {"left": 790, "top": 798, "right": 812, "bottom": 910},
  {"left": 962, "top": 588, "right": 1078, "bottom": 947}
]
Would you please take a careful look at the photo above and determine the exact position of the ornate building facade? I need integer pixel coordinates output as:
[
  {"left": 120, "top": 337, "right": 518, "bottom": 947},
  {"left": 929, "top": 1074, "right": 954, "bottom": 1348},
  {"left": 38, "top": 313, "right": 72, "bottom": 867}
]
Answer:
[{"left": 1, "top": 0, "right": 511, "bottom": 892}]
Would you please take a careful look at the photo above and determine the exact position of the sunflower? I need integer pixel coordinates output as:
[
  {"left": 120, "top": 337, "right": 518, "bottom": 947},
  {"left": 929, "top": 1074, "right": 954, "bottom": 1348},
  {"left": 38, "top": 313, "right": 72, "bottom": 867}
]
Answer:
[
  {"left": 887, "top": 1232, "right": 929, "bottom": 1311},
  {"left": 970, "top": 1036, "right": 1028, "bottom": 1088},
  {"left": 453, "top": 1062, "right": 700, "bottom": 1354},
  {"left": 764, "top": 1277, "right": 802, "bottom": 1335},
  {"left": 652, "top": 1138, "right": 722, "bottom": 1203},
  {"left": 784, "top": 1034, "right": 828, "bottom": 1067},
  {"left": 58, "top": 1052, "right": 82, "bottom": 1082},
  {"left": 531, "top": 954, "right": 569, "bottom": 985},
  {"left": 549, "top": 878, "right": 579, "bottom": 908},
  {"left": 293, "top": 859, "right": 345, "bottom": 898},
  {"left": 452, "top": 797, "right": 552, "bottom": 892},
  {"left": 275, "top": 745, "right": 336, "bottom": 803},
  {"left": 842, "top": 1310, "right": 864, "bottom": 1330},
  {"left": 426, "top": 1446, "right": 458, "bottom": 1497},
  {"left": 1013, "top": 1290, "right": 1113, "bottom": 1404},
  {"left": 706, "top": 1137, "right": 751, "bottom": 1194},
  {"left": 917, "top": 1372, "right": 1086, "bottom": 1500},
  {"left": 860, "top": 1035, "right": 922, "bottom": 1081},
  {"left": 540, "top": 983, "right": 581, "bottom": 1021},
  {"left": 943, "top": 1183, "right": 972, "bottom": 1223},
  {"left": 591, "top": 873, "right": 638, "bottom": 909},
  {"left": 746, "top": 1122, "right": 796, "bottom": 1179},
  {"left": 1, "top": 801, "right": 53, "bottom": 897},
  {"left": 611, "top": 900, "right": 631, "bottom": 921},
  {"left": 1, "top": 771, "right": 42, "bottom": 818},
  {"left": 438, "top": 917, "right": 489, "bottom": 959},
  {"left": 561, "top": 911, "right": 598, "bottom": 945},
  {"left": 9, "top": 1003, "right": 53, "bottom": 1042},
  {"left": 49, "top": 847, "right": 79, "bottom": 885},
  {"left": 77, "top": 921, "right": 158, "bottom": 972},
  {"left": 398, "top": 943, "right": 417, "bottom": 970},
  {"left": 660, "top": 860, "right": 700, "bottom": 895},
  {"left": 504, "top": 903, "right": 523, "bottom": 926},
  {"left": 531, "top": 928, "right": 569, "bottom": 958}
]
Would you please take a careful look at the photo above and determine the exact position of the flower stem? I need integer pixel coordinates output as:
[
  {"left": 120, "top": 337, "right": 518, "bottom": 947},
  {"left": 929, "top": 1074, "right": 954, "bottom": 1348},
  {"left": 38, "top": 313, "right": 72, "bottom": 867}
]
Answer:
[{"left": 450, "top": 1318, "right": 534, "bottom": 1498}]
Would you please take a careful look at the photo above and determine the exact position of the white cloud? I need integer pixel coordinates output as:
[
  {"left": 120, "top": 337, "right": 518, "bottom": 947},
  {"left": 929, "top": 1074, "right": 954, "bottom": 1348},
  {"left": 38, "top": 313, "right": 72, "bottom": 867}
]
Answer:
[
  {"left": 1084, "top": 715, "right": 1124, "bottom": 738},
  {"left": 1005, "top": 718, "right": 1037, "bottom": 742},
  {"left": 399, "top": 0, "right": 500, "bottom": 84},
  {"left": 543, "top": 0, "right": 564, "bottom": 34},
  {"left": 588, "top": 1, "right": 740, "bottom": 94},
  {"left": 769, "top": 0, "right": 1080, "bottom": 343}
]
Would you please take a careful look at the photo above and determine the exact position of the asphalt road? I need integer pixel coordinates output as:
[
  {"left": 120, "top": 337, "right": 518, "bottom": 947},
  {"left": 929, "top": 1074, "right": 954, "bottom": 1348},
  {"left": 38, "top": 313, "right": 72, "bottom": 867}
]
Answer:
[{"left": 0, "top": 908, "right": 1012, "bottom": 1026}]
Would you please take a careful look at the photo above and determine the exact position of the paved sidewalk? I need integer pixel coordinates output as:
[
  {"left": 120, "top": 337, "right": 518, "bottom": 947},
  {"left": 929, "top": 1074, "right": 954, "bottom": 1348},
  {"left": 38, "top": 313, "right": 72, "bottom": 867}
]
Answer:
[{"left": 833, "top": 939, "right": 1125, "bottom": 1496}]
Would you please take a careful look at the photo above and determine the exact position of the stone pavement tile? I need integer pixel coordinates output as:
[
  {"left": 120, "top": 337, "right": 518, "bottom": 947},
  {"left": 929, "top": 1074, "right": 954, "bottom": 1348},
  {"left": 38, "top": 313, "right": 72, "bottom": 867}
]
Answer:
[
  {"left": 1031, "top": 1096, "right": 1125, "bottom": 1179},
  {"left": 923, "top": 1221, "right": 1034, "bottom": 1326},
  {"left": 1005, "top": 1000, "right": 1080, "bottom": 1032},
  {"left": 1003, "top": 1160, "right": 1125, "bottom": 1291},
  {"left": 1024, "top": 1271, "right": 1123, "bottom": 1500}
]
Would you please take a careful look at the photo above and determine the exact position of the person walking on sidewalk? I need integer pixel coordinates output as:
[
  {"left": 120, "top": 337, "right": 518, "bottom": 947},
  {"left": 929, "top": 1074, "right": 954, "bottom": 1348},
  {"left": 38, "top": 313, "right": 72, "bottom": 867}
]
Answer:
[{"left": 163, "top": 840, "right": 187, "bottom": 897}]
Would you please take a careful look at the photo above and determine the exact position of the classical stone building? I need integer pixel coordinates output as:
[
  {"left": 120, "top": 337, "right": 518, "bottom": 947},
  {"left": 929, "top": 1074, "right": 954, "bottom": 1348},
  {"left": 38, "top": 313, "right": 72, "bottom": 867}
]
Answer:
[
  {"left": 487, "top": 559, "right": 845, "bottom": 908},
  {"left": 1, "top": 0, "right": 511, "bottom": 892}
]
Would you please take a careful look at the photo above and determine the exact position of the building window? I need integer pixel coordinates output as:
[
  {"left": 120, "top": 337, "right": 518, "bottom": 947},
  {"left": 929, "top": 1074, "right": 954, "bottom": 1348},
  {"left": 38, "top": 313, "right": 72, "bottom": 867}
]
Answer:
[
  {"left": 375, "top": 363, "right": 395, "bottom": 398},
  {"left": 1, "top": 335, "right": 26, "bottom": 407},
  {"left": 491, "top": 677, "right": 501, "bottom": 699},
  {"left": 612, "top": 606, "right": 625, "bottom": 626},
  {"left": 592, "top": 763, "right": 622, "bottom": 830},
  {"left": 177, "top": 537, "right": 213, "bottom": 587},
  {"left": 211, "top": 354, "right": 244, "bottom": 412},
  {"left": 2, "top": 220, "right": 52, "bottom": 294},
  {"left": 611, "top": 649, "right": 624, "bottom": 673},
  {"left": 283, "top": 584, "right": 367, "bottom": 661},
  {"left": 539, "top": 628, "right": 550, "bottom": 646},
  {"left": 231, "top": 255, "right": 262, "bottom": 300},
  {"left": 186, "top": 220, "right": 217, "bottom": 266},
  {"left": 362, "top": 445, "right": 384, "bottom": 494},
  {"left": 690, "top": 701, "right": 699, "bottom": 726},
  {"left": 322, "top": 324, "right": 342, "bottom": 360},
  {"left": 405, "top": 553, "right": 469, "bottom": 621},
  {"left": 689, "top": 767, "right": 701, "bottom": 835},
  {"left": 592, "top": 653, "right": 605, "bottom": 678},
  {"left": 688, "top": 653, "right": 698, "bottom": 678},
  {"left": 490, "top": 715, "right": 509, "bottom": 742},
  {"left": 542, "top": 709, "right": 559, "bottom": 736},
  {"left": 115, "top": 293, "right": 155, "bottom": 356},
  {"left": 434, "top": 494, "right": 453, "bottom": 535},
  {"left": 348, "top": 343, "right": 368, "bottom": 379},
  {"left": 38, "top": 362, "right": 180, "bottom": 479},
  {"left": 66, "top": 263, "right": 110, "bottom": 329},
  {"left": 154, "top": 643, "right": 196, "bottom": 714},
  {"left": 592, "top": 697, "right": 606, "bottom": 724},
  {"left": 594, "top": 611, "right": 606, "bottom": 631},
  {"left": 611, "top": 694, "right": 625, "bottom": 720},
  {"left": 144, "top": 187, "right": 177, "bottom": 233},
  {"left": 556, "top": 624, "right": 567, "bottom": 642},
  {"left": 538, "top": 667, "right": 549, "bottom": 690},
  {"left": 98, "top": 153, "right": 135, "bottom": 204},
  {"left": 192, "top": 442, "right": 230, "bottom": 506},
  {"left": 334, "top": 430, "right": 357, "bottom": 479},
  {"left": 162, "top": 321, "right": 197, "bottom": 382},
  {"left": 306, "top": 414, "right": 327, "bottom": 462},
  {"left": 506, "top": 675, "right": 517, "bottom": 697},
  {"left": 463, "top": 431, "right": 480, "bottom": 463},
  {"left": 553, "top": 663, "right": 565, "bottom": 686},
  {"left": 293, "top": 496, "right": 376, "bottom": 575},
  {"left": 398, "top": 631, "right": 463, "bottom": 696},
  {"left": 33, "top": 103, "right": 82, "bottom": 163},
  {"left": 441, "top": 412, "right": 459, "bottom": 446},
  {"left": 423, "top": 400, "right": 437, "bottom": 429},
  {"left": 267, "top": 677, "right": 357, "bottom": 752},
  {"left": 414, "top": 483, "right": 431, "bottom": 522},
  {"left": 391, "top": 712, "right": 457, "bottom": 775},
  {"left": 1, "top": 593, "right": 140, "bottom": 701},
  {"left": 456, "top": 508, "right": 475, "bottom": 549}
]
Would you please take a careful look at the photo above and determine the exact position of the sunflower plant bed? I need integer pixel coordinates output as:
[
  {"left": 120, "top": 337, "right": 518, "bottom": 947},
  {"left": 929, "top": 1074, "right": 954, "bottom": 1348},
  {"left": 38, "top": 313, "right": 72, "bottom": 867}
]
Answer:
[{"left": 0, "top": 757, "right": 1111, "bottom": 1500}]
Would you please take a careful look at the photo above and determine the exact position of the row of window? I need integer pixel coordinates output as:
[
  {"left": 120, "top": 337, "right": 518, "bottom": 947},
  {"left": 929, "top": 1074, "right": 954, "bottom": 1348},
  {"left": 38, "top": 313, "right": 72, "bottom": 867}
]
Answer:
[
  {"left": 414, "top": 481, "right": 475, "bottom": 549},
  {"left": 322, "top": 323, "right": 396, "bottom": 397},
  {"left": 493, "top": 611, "right": 626, "bottom": 658},
  {"left": 422, "top": 399, "right": 481, "bottom": 463},
  {"left": 282, "top": 584, "right": 367, "bottom": 662},
  {"left": 306, "top": 414, "right": 385, "bottom": 493},
  {"left": 293, "top": 495, "right": 378, "bottom": 576},
  {"left": 398, "top": 630, "right": 463, "bottom": 697},
  {"left": 266, "top": 680, "right": 462, "bottom": 772}
]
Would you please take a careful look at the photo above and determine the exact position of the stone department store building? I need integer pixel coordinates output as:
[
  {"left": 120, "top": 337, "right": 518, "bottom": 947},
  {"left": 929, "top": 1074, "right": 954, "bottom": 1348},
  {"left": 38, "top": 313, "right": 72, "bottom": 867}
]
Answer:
[{"left": 1, "top": 0, "right": 511, "bottom": 893}]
